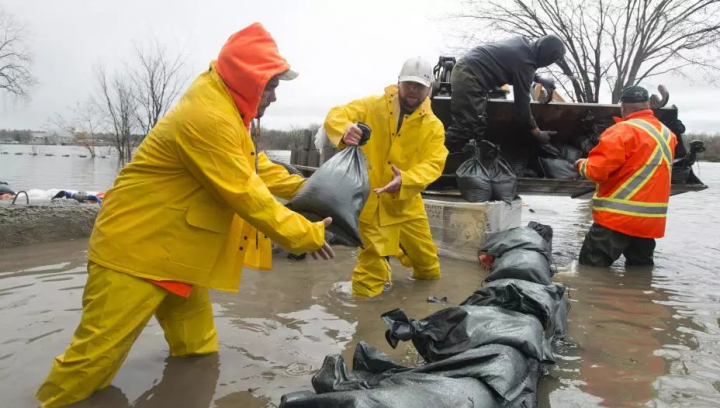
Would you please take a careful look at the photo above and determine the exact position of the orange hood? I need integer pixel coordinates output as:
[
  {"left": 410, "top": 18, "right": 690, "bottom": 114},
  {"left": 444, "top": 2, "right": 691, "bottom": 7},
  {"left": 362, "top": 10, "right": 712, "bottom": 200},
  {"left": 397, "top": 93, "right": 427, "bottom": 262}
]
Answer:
[{"left": 215, "top": 23, "right": 291, "bottom": 128}]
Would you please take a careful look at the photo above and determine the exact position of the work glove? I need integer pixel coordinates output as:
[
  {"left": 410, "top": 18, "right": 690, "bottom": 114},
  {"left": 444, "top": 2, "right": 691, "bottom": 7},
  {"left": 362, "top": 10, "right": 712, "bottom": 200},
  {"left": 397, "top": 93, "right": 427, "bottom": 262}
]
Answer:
[
  {"left": 535, "top": 75, "right": 556, "bottom": 92},
  {"left": 532, "top": 130, "right": 557, "bottom": 145}
]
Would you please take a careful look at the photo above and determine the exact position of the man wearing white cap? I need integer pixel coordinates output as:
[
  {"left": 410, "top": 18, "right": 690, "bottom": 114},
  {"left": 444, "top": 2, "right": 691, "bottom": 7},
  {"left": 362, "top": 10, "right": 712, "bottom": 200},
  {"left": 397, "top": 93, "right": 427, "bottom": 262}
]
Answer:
[{"left": 325, "top": 57, "right": 448, "bottom": 297}]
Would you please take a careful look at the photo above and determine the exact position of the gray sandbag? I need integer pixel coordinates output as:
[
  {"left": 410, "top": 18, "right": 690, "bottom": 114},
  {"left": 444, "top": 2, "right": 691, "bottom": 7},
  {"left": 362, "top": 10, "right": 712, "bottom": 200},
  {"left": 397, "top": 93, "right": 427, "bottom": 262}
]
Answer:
[
  {"left": 528, "top": 221, "right": 553, "bottom": 250},
  {"left": 382, "top": 305, "right": 551, "bottom": 363},
  {"left": 537, "top": 157, "right": 580, "bottom": 180},
  {"left": 456, "top": 140, "right": 492, "bottom": 203},
  {"left": 460, "top": 279, "right": 565, "bottom": 330},
  {"left": 287, "top": 124, "right": 371, "bottom": 248},
  {"left": 456, "top": 140, "right": 517, "bottom": 203},
  {"left": 553, "top": 142, "right": 583, "bottom": 162},
  {"left": 280, "top": 376, "right": 498, "bottom": 408},
  {"left": 489, "top": 157, "right": 517, "bottom": 203},
  {"left": 481, "top": 226, "right": 552, "bottom": 262},
  {"left": 486, "top": 249, "right": 553, "bottom": 286},
  {"left": 267, "top": 164, "right": 355, "bottom": 250},
  {"left": 296, "top": 341, "right": 535, "bottom": 407}
]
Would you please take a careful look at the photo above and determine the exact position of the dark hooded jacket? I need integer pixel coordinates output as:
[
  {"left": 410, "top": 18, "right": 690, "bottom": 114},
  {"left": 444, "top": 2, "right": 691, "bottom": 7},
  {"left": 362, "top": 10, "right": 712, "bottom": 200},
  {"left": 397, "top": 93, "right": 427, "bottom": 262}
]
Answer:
[{"left": 460, "top": 35, "right": 565, "bottom": 129}]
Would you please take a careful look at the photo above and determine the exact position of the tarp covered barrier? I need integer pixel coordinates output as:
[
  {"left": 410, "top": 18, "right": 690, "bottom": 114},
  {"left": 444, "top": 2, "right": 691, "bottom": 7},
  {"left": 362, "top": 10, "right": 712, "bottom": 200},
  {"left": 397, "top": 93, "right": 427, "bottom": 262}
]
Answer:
[{"left": 279, "top": 221, "right": 567, "bottom": 408}]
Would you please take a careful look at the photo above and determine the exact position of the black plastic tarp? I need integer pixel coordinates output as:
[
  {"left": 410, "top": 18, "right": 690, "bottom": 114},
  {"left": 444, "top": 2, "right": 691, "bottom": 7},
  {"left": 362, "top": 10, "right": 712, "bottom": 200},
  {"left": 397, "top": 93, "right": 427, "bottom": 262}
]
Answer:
[
  {"left": 382, "top": 305, "right": 552, "bottom": 363},
  {"left": 486, "top": 249, "right": 553, "bottom": 286},
  {"left": 279, "top": 220, "right": 567, "bottom": 408},
  {"left": 281, "top": 377, "right": 498, "bottom": 408},
  {"left": 481, "top": 226, "right": 553, "bottom": 262},
  {"left": 460, "top": 279, "right": 565, "bottom": 330},
  {"left": 279, "top": 341, "right": 539, "bottom": 408}
]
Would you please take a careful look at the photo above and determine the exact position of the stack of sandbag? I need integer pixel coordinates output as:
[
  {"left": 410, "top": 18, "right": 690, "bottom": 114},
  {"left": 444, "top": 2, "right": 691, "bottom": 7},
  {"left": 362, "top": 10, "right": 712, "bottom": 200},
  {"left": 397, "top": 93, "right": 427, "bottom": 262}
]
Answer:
[
  {"left": 456, "top": 140, "right": 517, "bottom": 204},
  {"left": 479, "top": 223, "right": 554, "bottom": 285},
  {"left": 279, "top": 221, "right": 568, "bottom": 408}
]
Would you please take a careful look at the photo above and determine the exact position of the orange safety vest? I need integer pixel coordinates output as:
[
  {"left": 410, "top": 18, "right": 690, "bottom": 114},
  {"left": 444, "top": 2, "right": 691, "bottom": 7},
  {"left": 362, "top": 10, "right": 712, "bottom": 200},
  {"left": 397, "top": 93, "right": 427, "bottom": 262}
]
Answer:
[{"left": 577, "top": 110, "right": 677, "bottom": 238}]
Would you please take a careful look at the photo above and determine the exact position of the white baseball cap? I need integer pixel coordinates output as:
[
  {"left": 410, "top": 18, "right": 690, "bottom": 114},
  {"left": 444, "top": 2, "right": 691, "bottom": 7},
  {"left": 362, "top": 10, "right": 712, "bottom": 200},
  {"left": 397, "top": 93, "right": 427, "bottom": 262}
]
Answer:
[
  {"left": 278, "top": 68, "right": 299, "bottom": 81},
  {"left": 398, "top": 57, "right": 433, "bottom": 88}
]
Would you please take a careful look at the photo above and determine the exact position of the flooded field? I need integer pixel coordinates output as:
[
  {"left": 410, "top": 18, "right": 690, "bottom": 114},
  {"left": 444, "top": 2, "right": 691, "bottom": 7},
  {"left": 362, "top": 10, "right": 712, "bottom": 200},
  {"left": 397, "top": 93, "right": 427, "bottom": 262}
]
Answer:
[{"left": 1, "top": 148, "right": 719, "bottom": 407}]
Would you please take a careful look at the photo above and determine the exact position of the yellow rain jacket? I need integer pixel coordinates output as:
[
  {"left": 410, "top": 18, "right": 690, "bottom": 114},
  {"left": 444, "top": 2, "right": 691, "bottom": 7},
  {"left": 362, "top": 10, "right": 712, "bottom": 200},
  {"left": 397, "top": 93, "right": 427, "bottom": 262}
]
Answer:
[
  {"left": 325, "top": 85, "right": 448, "bottom": 230},
  {"left": 88, "top": 26, "right": 325, "bottom": 292}
]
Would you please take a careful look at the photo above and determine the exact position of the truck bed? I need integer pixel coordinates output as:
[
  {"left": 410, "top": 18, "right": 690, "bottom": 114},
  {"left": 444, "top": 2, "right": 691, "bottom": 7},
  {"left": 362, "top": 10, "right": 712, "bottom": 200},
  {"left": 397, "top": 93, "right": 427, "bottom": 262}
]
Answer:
[{"left": 291, "top": 165, "right": 707, "bottom": 198}]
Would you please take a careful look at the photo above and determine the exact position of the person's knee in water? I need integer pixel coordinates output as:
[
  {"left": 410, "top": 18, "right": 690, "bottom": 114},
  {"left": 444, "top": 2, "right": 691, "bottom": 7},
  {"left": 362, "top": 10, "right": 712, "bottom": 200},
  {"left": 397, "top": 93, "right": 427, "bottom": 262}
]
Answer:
[
  {"left": 36, "top": 23, "right": 336, "bottom": 408},
  {"left": 576, "top": 86, "right": 677, "bottom": 268}
]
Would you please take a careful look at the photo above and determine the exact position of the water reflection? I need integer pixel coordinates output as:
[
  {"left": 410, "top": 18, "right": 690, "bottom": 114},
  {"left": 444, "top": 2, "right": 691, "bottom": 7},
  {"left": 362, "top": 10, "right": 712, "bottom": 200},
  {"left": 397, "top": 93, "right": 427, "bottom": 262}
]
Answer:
[
  {"left": 71, "top": 354, "right": 220, "bottom": 408},
  {"left": 0, "top": 164, "right": 718, "bottom": 407}
]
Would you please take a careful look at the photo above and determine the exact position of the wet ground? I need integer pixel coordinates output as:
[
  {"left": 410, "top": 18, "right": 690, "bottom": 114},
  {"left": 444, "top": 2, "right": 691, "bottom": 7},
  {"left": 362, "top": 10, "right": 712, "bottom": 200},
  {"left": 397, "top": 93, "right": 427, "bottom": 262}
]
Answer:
[{"left": 1, "top": 163, "right": 719, "bottom": 408}]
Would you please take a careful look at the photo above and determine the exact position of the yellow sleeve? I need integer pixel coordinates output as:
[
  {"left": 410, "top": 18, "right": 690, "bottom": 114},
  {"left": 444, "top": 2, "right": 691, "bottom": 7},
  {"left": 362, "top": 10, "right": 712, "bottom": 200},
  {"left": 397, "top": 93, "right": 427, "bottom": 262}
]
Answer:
[
  {"left": 176, "top": 117, "right": 324, "bottom": 253},
  {"left": 257, "top": 152, "right": 305, "bottom": 200},
  {"left": 398, "top": 121, "right": 449, "bottom": 200},
  {"left": 324, "top": 97, "right": 369, "bottom": 148}
]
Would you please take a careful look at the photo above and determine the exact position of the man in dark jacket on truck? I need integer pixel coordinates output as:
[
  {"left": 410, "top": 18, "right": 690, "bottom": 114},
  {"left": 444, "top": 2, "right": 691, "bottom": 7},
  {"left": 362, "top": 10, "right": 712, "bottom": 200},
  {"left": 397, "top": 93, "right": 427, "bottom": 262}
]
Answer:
[{"left": 445, "top": 35, "right": 566, "bottom": 172}]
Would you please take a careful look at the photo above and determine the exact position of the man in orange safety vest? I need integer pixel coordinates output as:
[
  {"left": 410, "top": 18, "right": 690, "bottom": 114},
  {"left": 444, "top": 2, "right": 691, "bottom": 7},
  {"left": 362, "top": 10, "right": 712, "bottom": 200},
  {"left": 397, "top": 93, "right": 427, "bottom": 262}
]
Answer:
[{"left": 575, "top": 86, "right": 677, "bottom": 267}]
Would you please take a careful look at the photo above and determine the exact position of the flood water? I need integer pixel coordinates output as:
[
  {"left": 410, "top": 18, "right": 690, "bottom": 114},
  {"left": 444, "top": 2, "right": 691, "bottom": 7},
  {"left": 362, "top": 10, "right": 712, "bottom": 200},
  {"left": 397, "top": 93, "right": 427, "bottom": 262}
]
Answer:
[{"left": 1, "top": 145, "right": 720, "bottom": 407}]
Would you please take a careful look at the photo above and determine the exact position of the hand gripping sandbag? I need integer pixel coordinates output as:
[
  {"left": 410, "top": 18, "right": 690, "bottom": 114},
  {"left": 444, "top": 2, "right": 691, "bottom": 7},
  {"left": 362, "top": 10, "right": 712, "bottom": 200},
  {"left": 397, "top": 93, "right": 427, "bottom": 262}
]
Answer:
[
  {"left": 287, "top": 123, "right": 371, "bottom": 248},
  {"left": 553, "top": 142, "right": 583, "bottom": 163},
  {"left": 538, "top": 157, "right": 580, "bottom": 180}
]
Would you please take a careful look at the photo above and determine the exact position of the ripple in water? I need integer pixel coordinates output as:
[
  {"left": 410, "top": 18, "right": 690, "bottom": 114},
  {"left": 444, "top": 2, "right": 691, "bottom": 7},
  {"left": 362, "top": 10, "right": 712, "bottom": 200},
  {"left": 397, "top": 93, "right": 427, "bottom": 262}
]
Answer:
[{"left": 284, "top": 361, "right": 314, "bottom": 377}]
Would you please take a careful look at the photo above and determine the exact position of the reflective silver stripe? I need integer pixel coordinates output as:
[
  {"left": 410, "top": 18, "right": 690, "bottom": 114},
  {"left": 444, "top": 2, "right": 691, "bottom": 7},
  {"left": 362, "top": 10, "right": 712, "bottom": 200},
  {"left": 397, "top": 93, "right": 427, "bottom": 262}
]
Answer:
[
  {"left": 626, "top": 119, "right": 672, "bottom": 163},
  {"left": 614, "top": 147, "right": 662, "bottom": 200},
  {"left": 592, "top": 198, "right": 667, "bottom": 215}
]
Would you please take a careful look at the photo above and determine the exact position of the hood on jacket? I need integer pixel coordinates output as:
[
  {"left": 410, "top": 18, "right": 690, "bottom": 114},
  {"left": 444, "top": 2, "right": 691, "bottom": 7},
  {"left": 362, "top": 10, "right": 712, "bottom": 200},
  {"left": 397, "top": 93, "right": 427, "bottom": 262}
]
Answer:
[
  {"left": 533, "top": 34, "right": 565, "bottom": 68},
  {"left": 215, "top": 23, "right": 292, "bottom": 128}
]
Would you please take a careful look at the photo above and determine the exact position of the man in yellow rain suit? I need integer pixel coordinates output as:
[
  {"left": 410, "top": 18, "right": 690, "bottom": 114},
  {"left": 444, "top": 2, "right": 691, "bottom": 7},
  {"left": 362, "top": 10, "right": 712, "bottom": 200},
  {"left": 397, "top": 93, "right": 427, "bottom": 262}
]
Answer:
[
  {"left": 36, "top": 23, "right": 334, "bottom": 407},
  {"left": 325, "top": 57, "right": 448, "bottom": 298}
]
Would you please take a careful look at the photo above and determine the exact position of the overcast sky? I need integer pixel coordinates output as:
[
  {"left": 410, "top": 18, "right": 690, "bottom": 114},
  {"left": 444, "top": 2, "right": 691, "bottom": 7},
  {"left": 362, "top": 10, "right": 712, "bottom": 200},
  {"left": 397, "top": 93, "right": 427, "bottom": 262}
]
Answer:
[{"left": 1, "top": 0, "right": 719, "bottom": 133}]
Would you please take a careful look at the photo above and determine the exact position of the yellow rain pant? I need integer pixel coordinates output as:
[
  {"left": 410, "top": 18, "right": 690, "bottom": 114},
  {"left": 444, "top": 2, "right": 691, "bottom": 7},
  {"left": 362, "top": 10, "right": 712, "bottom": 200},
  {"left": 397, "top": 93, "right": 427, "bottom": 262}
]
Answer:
[
  {"left": 353, "top": 216, "right": 441, "bottom": 298},
  {"left": 36, "top": 262, "right": 217, "bottom": 408}
]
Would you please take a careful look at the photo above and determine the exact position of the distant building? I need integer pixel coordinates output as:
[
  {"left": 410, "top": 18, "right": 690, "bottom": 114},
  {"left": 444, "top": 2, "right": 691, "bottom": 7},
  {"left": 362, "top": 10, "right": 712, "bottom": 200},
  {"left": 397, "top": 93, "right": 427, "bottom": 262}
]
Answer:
[{"left": 30, "top": 130, "right": 74, "bottom": 145}]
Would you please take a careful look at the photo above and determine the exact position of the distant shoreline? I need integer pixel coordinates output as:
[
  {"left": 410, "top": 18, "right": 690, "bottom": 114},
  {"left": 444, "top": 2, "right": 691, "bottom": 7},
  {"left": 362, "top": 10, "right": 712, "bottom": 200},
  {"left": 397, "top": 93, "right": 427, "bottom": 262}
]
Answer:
[{"left": 0, "top": 142, "right": 114, "bottom": 147}]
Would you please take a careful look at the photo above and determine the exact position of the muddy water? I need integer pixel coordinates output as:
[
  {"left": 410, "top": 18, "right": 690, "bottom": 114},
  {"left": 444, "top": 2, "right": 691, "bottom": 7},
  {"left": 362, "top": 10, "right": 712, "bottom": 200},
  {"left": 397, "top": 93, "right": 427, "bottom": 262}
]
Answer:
[{"left": 1, "top": 162, "right": 718, "bottom": 408}]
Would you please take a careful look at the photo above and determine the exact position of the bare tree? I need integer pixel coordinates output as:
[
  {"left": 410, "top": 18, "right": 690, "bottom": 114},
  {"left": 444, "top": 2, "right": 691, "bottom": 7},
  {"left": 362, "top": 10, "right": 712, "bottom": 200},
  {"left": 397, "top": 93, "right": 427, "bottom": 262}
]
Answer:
[
  {"left": 448, "top": 0, "right": 720, "bottom": 103},
  {"left": 48, "top": 100, "right": 103, "bottom": 158},
  {"left": 96, "top": 66, "right": 139, "bottom": 163},
  {"left": 131, "top": 41, "right": 188, "bottom": 136},
  {"left": 0, "top": 7, "right": 35, "bottom": 98}
]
